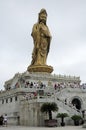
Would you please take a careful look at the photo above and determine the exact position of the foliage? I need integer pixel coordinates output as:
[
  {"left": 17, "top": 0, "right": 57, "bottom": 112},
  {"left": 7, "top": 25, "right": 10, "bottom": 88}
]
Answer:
[
  {"left": 71, "top": 115, "right": 82, "bottom": 121},
  {"left": 41, "top": 102, "right": 58, "bottom": 120},
  {"left": 71, "top": 115, "right": 82, "bottom": 126},
  {"left": 57, "top": 113, "right": 69, "bottom": 118},
  {"left": 56, "top": 113, "right": 69, "bottom": 126}
]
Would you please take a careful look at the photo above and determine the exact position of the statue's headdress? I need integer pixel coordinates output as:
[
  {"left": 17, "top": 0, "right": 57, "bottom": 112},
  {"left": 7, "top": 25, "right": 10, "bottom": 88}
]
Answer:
[
  {"left": 38, "top": 8, "right": 47, "bottom": 24},
  {"left": 39, "top": 8, "right": 47, "bottom": 16}
]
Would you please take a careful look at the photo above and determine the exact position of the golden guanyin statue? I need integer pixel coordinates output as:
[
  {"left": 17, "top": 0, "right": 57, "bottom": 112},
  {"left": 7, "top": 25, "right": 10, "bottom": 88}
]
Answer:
[
  {"left": 31, "top": 9, "right": 51, "bottom": 65},
  {"left": 27, "top": 9, "right": 53, "bottom": 73}
]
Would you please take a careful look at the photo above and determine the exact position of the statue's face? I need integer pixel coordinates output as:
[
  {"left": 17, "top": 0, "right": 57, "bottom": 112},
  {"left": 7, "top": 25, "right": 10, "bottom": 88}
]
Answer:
[{"left": 39, "top": 13, "right": 47, "bottom": 24}]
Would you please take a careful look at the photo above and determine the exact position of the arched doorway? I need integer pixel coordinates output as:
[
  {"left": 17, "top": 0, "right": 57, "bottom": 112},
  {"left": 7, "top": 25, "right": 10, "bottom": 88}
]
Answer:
[{"left": 72, "top": 98, "right": 81, "bottom": 110}]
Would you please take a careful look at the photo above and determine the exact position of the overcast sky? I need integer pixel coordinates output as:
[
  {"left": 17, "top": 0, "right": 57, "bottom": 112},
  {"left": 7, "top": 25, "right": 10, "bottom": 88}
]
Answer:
[{"left": 0, "top": 0, "right": 86, "bottom": 89}]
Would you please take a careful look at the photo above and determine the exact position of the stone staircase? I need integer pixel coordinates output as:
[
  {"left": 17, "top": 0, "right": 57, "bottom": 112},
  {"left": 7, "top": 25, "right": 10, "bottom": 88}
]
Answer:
[{"left": 47, "top": 86, "right": 82, "bottom": 116}]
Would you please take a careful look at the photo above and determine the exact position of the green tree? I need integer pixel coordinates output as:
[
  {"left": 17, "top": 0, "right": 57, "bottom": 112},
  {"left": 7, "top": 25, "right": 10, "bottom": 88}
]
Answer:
[
  {"left": 71, "top": 115, "right": 82, "bottom": 126},
  {"left": 41, "top": 102, "right": 58, "bottom": 120},
  {"left": 57, "top": 113, "right": 69, "bottom": 126}
]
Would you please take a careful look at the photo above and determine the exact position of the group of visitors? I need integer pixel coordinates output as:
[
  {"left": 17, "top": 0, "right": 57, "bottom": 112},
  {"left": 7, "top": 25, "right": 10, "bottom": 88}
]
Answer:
[
  {"left": 14, "top": 80, "right": 47, "bottom": 90},
  {"left": 0, "top": 114, "right": 7, "bottom": 127},
  {"left": 80, "top": 83, "right": 86, "bottom": 89},
  {"left": 54, "top": 82, "right": 81, "bottom": 90}
]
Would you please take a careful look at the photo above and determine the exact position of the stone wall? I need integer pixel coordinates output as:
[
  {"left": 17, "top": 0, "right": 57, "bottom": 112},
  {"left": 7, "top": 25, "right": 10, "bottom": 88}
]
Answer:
[{"left": 19, "top": 100, "right": 45, "bottom": 126}]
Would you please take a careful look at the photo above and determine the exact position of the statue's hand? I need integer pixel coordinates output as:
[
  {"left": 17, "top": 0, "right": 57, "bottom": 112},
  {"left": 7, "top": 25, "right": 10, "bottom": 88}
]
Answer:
[{"left": 39, "top": 22, "right": 44, "bottom": 30}]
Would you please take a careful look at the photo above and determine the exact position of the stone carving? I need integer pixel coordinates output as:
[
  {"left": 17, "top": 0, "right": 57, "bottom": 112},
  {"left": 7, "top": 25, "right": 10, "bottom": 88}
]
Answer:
[{"left": 28, "top": 9, "right": 53, "bottom": 73}]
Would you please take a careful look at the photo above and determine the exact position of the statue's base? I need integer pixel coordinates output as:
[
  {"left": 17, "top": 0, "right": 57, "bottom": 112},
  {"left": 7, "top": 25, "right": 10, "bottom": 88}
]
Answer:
[{"left": 27, "top": 65, "right": 53, "bottom": 73}]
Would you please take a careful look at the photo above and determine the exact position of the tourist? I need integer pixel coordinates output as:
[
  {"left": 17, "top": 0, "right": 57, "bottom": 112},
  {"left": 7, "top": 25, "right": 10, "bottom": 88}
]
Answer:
[
  {"left": 0, "top": 115, "right": 4, "bottom": 126},
  {"left": 3, "top": 114, "right": 8, "bottom": 127},
  {"left": 65, "top": 98, "right": 67, "bottom": 105}
]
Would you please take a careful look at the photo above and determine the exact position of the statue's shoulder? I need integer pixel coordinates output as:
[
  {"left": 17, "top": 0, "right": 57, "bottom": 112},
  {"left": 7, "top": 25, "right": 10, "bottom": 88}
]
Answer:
[
  {"left": 33, "top": 23, "right": 39, "bottom": 28},
  {"left": 31, "top": 23, "right": 39, "bottom": 36}
]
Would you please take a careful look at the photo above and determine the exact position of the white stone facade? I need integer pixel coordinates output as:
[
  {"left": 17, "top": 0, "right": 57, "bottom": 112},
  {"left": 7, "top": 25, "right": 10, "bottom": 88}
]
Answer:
[{"left": 0, "top": 71, "right": 86, "bottom": 126}]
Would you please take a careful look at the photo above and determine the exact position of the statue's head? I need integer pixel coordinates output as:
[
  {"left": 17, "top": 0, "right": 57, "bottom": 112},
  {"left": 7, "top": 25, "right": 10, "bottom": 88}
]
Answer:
[{"left": 38, "top": 9, "right": 47, "bottom": 24}]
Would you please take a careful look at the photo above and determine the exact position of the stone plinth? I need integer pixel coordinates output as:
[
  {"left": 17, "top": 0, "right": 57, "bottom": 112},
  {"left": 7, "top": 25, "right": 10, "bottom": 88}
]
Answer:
[{"left": 27, "top": 65, "right": 53, "bottom": 73}]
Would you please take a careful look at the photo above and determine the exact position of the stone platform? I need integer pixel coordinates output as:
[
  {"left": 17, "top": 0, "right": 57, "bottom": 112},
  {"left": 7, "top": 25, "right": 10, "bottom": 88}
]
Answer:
[
  {"left": 0, "top": 125, "right": 84, "bottom": 130},
  {"left": 27, "top": 65, "right": 53, "bottom": 73}
]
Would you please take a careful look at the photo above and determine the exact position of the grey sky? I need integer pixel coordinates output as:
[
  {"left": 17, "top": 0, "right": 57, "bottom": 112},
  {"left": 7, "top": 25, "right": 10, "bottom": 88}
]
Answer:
[{"left": 0, "top": 0, "right": 86, "bottom": 89}]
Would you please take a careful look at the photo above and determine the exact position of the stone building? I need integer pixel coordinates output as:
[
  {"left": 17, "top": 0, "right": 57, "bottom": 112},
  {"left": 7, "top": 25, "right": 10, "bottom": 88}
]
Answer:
[{"left": 0, "top": 71, "right": 86, "bottom": 126}]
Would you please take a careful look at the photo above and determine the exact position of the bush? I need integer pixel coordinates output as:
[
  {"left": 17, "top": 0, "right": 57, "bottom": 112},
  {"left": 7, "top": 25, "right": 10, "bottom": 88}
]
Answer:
[
  {"left": 71, "top": 115, "right": 82, "bottom": 126},
  {"left": 71, "top": 115, "right": 82, "bottom": 121},
  {"left": 56, "top": 113, "right": 69, "bottom": 126}
]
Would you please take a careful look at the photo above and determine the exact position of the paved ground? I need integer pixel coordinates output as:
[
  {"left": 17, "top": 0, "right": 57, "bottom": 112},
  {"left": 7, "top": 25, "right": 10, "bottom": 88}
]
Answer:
[{"left": 0, "top": 125, "right": 85, "bottom": 130}]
